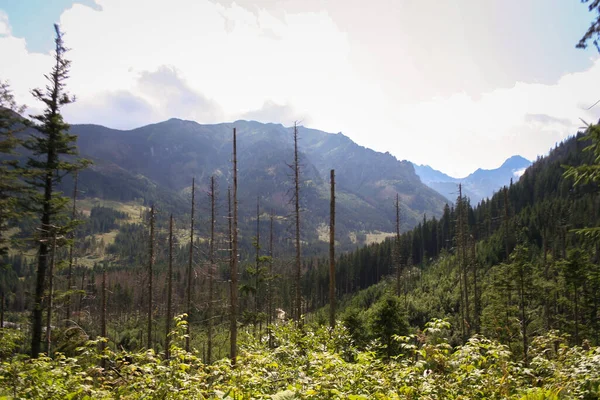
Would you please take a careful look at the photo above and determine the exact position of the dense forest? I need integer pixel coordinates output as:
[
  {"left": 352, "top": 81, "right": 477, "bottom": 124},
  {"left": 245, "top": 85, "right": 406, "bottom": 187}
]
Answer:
[{"left": 2, "top": 3, "right": 600, "bottom": 398}]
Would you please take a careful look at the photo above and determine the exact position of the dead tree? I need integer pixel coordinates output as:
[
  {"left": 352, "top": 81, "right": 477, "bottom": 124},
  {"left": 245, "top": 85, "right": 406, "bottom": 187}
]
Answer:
[
  {"left": 329, "top": 169, "right": 336, "bottom": 329},
  {"left": 394, "top": 194, "right": 402, "bottom": 297},
  {"left": 45, "top": 231, "right": 57, "bottom": 355},
  {"left": 165, "top": 214, "right": 174, "bottom": 359},
  {"left": 100, "top": 262, "right": 107, "bottom": 369},
  {"left": 65, "top": 171, "right": 78, "bottom": 325},
  {"left": 207, "top": 176, "right": 216, "bottom": 363},
  {"left": 147, "top": 205, "right": 156, "bottom": 350},
  {"left": 230, "top": 128, "right": 239, "bottom": 364},
  {"left": 268, "top": 212, "right": 274, "bottom": 346},
  {"left": 292, "top": 122, "right": 302, "bottom": 322},
  {"left": 186, "top": 178, "right": 195, "bottom": 352},
  {"left": 254, "top": 197, "right": 263, "bottom": 334}
]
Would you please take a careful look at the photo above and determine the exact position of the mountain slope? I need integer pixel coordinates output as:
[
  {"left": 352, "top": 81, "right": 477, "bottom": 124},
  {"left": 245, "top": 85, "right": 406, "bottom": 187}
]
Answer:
[
  {"left": 413, "top": 155, "right": 531, "bottom": 204},
  {"left": 70, "top": 119, "right": 448, "bottom": 245}
]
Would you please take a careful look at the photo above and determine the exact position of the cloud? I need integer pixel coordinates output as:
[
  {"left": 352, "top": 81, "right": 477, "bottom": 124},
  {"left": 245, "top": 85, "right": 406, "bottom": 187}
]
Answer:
[
  {"left": 241, "top": 100, "right": 307, "bottom": 125},
  {"left": 136, "top": 66, "right": 224, "bottom": 123},
  {"left": 524, "top": 113, "right": 572, "bottom": 126},
  {"left": 65, "top": 90, "right": 154, "bottom": 129},
  {"left": 0, "top": 0, "right": 598, "bottom": 177},
  {"left": 513, "top": 168, "right": 527, "bottom": 178},
  {"left": 65, "top": 65, "right": 224, "bottom": 128}
]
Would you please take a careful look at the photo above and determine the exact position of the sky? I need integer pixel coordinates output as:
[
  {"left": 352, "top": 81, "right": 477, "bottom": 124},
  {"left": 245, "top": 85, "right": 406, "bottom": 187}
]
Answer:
[{"left": 1, "top": 0, "right": 599, "bottom": 177}]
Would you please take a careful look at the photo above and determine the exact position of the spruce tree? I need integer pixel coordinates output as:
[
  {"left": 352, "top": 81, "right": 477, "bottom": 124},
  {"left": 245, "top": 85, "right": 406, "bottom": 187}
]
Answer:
[
  {"left": 0, "top": 81, "right": 26, "bottom": 257},
  {"left": 25, "top": 25, "right": 89, "bottom": 358}
]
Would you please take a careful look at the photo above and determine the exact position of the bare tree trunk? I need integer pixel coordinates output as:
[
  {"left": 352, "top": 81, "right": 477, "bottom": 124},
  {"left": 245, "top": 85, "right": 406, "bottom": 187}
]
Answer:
[
  {"left": 395, "top": 194, "right": 401, "bottom": 297},
  {"left": 186, "top": 178, "right": 195, "bottom": 352},
  {"left": 77, "top": 269, "right": 85, "bottom": 325},
  {"left": 268, "top": 212, "right": 274, "bottom": 347},
  {"left": 45, "top": 232, "right": 57, "bottom": 355},
  {"left": 503, "top": 187, "right": 510, "bottom": 260},
  {"left": 207, "top": 177, "right": 215, "bottom": 363},
  {"left": 471, "top": 237, "right": 480, "bottom": 334},
  {"left": 329, "top": 169, "right": 336, "bottom": 329},
  {"left": 574, "top": 286, "right": 580, "bottom": 345},
  {"left": 230, "top": 128, "right": 239, "bottom": 364},
  {"left": 147, "top": 205, "right": 155, "bottom": 350},
  {"left": 101, "top": 263, "right": 107, "bottom": 369},
  {"left": 519, "top": 265, "right": 528, "bottom": 365},
  {"left": 165, "top": 214, "right": 174, "bottom": 360},
  {"left": 32, "top": 176, "right": 52, "bottom": 358},
  {"left": 457, "top": 184, "right": 466, "bottom": 341},
  {"left": 293, "top": 122, "right": 302, "bottom": 323},
  {"left": 66, "top": 171, "right": 78, "bottom": 325},
  {"left": 459, "top": 184, "right": 470, "bottom": 336},
  {"left": 255, "top": 197, "right": 261, "bottom": 335}
]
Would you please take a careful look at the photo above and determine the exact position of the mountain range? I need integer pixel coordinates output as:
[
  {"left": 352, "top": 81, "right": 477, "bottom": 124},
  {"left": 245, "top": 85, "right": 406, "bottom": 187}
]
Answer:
[
  {"left": 412, "top": 155, "right": 532, "bottom": 204},
  {"left": 66, "top": 118, "right": 449, "bottom": 247}
]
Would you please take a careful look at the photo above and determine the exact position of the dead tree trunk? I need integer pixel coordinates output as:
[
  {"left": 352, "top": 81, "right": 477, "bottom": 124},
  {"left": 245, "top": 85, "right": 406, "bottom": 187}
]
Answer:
[
  {"left": 395, "top": 194, "right": 402, "bottom": 297},
  {"left": 165, "top": 214, "right": 174, "bottom": 360},
  {"left": 65, "top": 171, "right": 78, "bottom": 325},
  {"left": 45, "top": 232, "right": 57, "bottom": 355},
  {"left": 268, "top": 212, "right": 274, "bottom": 347},
  {"left": 459, "top": 184, "right": 470, "bottom": 336},
  {"left": 100, "top": 263, "right": 107, "bottom": 369},
  {"left": 186, "top": 178, "right": 195, "bottom": 352},
  {"left": 207, "top": 176, "right": 216, "bottom": 363},
  {"left": 471, "top": 236, "right": 480, "bottom": 334},
  {"left": 230, "top": 128, "right": 239, "bottom": 364},
  {"left": 255, "top": 197, "right": 261, "bottom": 334},
  {"left": 147, "top": 205, "right": 155, "bottom": 350},
  {"left": 329, "top": 169, "right": 336, "bottom": 329},
  {"left": 293, "top": 122, "right": 302, "bottom": 323}
]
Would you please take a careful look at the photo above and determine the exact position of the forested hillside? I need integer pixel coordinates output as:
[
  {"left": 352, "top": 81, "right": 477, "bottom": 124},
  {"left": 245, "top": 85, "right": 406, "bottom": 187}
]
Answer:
[
  {"left": 2, "top": 3, "right": 600, "bottom": 398},
  {"left": 66, "top": 118, "right": 446, "bottom": 243},
  {"left": 302, "top": 131, "right": 600, "bottom": 356}
]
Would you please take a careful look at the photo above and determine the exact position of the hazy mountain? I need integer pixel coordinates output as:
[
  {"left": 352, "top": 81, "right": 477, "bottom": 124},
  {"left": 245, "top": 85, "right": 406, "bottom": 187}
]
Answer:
[
  {"left": 68, "top": 119, "right": 448, "bottom": 245},
  {"left": 413, "top": 155, "right": 532, "bottom": 204}
]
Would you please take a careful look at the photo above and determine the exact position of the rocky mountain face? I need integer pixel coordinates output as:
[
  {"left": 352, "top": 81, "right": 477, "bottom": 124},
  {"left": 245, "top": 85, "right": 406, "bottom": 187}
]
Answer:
[
  {"left": 413, "top": 155, "right": 532, "bottom": 204},
  {"left": 68, "top": 118, "right": 448, "bottom": 244}
]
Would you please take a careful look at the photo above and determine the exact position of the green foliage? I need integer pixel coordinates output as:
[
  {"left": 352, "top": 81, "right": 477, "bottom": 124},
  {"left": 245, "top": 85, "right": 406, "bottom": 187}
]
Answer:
[
  {"left": 564, "top": 122, "right": 600, "bottom": 241},
  {"left": 0, "top": 80, "right": 27, "bottom": 257},
  {"left": 1, "top": 318, "right": 599, "bottom": 399},
  {"left": 577, "top": 0, "right": 600, "bottom": 51}
]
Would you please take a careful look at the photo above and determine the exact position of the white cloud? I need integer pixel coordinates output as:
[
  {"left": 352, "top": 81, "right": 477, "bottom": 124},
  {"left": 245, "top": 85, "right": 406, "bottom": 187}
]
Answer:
[
  {"left": 513, "top": 168, "right": 527, "bottom": 178},
  {"left": 0, "top": 0, "right": 598, "bottom": 177}
]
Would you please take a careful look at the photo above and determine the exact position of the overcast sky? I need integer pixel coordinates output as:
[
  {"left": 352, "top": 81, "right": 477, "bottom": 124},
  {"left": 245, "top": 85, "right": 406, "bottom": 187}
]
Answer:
[{"left": 1, "top": 0, "right": 599, "bottom": 177}]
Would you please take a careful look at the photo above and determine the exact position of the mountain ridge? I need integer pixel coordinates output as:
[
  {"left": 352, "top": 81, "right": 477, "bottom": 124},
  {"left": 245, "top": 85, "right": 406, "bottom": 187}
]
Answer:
[
  {"left": 67, "top": 118, "right": 449, "bottom": 247},
  {"left": 412, "top": 155, "right": 532, "bottom": 204}
]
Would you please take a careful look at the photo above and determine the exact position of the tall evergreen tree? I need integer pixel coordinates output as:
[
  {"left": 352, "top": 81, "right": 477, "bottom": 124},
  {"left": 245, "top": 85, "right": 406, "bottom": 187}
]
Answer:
[
  {"left": 0, "top": 80, "right": 26, "bottom": 257},
  {"left": 26, "top": 25, "right": 89, "bottom": 358}
]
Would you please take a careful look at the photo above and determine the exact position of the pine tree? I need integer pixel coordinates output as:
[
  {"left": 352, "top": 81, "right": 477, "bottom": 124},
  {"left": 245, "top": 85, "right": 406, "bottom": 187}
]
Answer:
[
  {"left": 577, "top": 0, "right": 600, "bottom": 51},
  {"left": 26, "top": 25, "right": 89, "bottom": 358},
  {"left": 0, "top": 81, "right": 26, "bottom": 257}
]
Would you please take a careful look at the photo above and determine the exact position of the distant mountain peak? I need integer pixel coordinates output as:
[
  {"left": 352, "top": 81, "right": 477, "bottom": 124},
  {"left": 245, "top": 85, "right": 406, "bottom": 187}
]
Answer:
[
  {"left": 501, "top": 155, "right": 530, "bottom": 168},
  {"left": 413, "top": 155, "right": 533, "bottom": 204}
]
